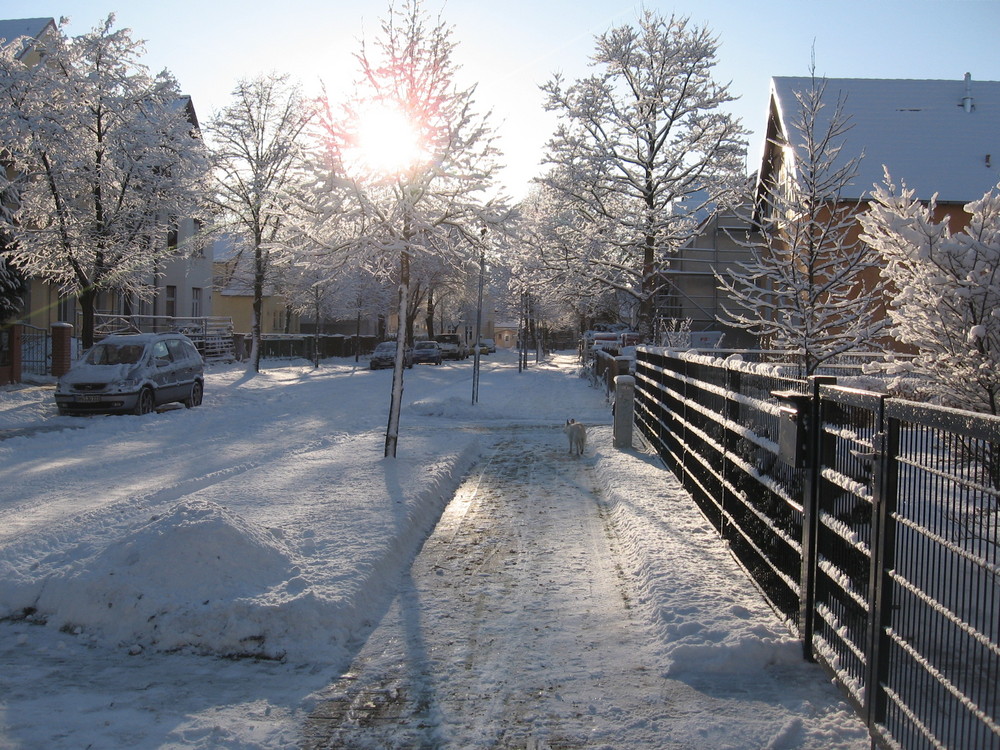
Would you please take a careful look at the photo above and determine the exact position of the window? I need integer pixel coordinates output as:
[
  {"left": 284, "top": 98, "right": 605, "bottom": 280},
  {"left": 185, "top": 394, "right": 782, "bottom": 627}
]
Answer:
[
  {"left": 165, "top": 286, "right": 177, "bottom": 318},
  {"left": 152, "top": 340, "right": 171, "bottom": 361},
  {"left": 192, "top": 219, "right": 205, "bottom": 257},
  {"left": 166, "top": 338, "right": 197, "bottom": 362},
  {"left": 191, "top": 288, "right": 202, "bottom": 317},
  {"left": 57, "top": 295, "right": 75, "bottom": 324}
]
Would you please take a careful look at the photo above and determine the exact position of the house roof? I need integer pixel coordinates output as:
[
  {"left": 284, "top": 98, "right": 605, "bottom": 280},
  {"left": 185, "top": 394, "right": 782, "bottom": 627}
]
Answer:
[
  {"left": 170, "top": 95, "right": 200, "bottom": 129},
  {"left": 765, "top": 75, "right": 1000, "bottom": 203},
  {"left": 0, "top": 17, "right": 56, "bottom": 58}
]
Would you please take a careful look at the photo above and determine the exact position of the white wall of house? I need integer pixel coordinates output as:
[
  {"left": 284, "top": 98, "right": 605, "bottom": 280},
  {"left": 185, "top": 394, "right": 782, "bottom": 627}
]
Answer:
[{"left": 159, "top": 217, "right": 213, "bottom": 320}]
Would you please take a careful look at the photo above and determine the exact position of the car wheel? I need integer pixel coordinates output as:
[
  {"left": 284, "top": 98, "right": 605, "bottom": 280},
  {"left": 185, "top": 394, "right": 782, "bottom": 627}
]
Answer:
[
  {"left": 184, "top": 380, "right": 203, "bottom": 408},
  {"left": 134, "top": 388, "right": 155, "bottom": 416}
]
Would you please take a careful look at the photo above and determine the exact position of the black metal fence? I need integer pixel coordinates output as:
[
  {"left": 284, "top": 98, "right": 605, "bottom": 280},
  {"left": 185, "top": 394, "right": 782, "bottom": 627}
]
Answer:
[
  {"left": 255, "top": 334, "right": 377, "bottom": 361},
  {"left": 632, "top": 348, "right": 1000, "bottom": 750},
  {"left": 19, "top": 324, "right": 50, "bottom": 376}
]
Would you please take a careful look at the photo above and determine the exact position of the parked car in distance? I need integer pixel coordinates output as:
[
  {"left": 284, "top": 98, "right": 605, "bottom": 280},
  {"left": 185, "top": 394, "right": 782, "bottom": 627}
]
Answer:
[
  {"left": 370, "top": 341, "right": 413, "bottom": 370},
  {"left": 411, "top": 340, "right": 443, "bottom": 365},
  {"left": 478, "top": 338, "right": 496, "bottom": 353},
  {"left": 55, "top": 332, "right": 204, "bottom": 416},
  {"left": 434, "top": 333, "right": 468, "bottom": 360}
]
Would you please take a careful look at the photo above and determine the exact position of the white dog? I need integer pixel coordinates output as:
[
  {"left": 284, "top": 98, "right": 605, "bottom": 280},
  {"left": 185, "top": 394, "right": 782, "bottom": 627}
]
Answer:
[{"left": 564, "top": 419, "right": 587, "bottom": 456}]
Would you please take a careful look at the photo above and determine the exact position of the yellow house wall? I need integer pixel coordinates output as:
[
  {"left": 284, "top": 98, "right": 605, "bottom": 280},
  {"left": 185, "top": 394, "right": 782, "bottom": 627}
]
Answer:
[
  {"left": 213, "top": 294, "right": 298, "bottom": 335},
  {"left": 22, "top": 279, "right": 61, "bottom": 329}
]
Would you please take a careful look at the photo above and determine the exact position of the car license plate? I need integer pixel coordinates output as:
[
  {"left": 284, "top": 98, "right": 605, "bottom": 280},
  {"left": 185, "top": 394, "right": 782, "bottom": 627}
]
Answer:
[{"left": 76, "top": 394, "right": 101, "bottom": 403}]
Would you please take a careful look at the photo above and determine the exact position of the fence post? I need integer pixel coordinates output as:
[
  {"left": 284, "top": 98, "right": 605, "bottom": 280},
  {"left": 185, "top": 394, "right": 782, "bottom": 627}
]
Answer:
[
  {"left": 798, "top": 375, "right": 836, "bottom": 661},
  {"left": 863, "top": 399, "right": 897, "bottom": 734},
  {"left": 3, "top": 324, "right": 23, "bottom": 384},
  {"left": 613, "top": 375, "right": 635, "bottom": 449},
  {"left": 612, "top": 355, "right": 630, "bottom": 400},
  {"left": 50, "top": 322, "right": 73, "bottom": 378},
  {"left": 721, "top": 366, "right": 741, "bottom": 543}
]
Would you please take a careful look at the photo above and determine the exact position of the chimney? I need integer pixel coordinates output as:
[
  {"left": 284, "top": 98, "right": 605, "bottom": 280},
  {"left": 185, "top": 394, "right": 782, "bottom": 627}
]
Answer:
[{"left": 962, "top": 72, "right": 974, "bottom": 113}]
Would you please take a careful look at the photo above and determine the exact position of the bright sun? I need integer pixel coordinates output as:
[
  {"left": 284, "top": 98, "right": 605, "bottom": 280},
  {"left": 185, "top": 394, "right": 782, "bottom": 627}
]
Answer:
[{"left": 350, "top": 103, "right": 428, "bottom": 177}]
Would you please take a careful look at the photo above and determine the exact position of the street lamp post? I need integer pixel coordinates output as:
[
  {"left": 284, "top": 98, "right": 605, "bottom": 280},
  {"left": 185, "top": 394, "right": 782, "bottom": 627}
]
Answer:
[{"left": 472, "top": 229, "right": 486, "bottom": 405}]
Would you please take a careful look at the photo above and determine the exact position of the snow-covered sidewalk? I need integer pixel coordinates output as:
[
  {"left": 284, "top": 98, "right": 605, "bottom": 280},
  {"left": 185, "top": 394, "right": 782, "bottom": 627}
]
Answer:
[
  {"left": 302, "top": 424, "right": 869, "bottom": 748},
  {"left": 0, "top": 351, "right": 868, "bottom": 748}
]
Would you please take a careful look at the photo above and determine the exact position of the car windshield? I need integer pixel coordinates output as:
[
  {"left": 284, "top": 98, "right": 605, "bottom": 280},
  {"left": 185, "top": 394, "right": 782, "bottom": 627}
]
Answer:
[
  {"left": 415, "top": 342, "right": 435, "bottom": 349},
  {"left": 375, "top": 344, "right": 395, "bottom": 353},
  {"left": 85, "top": 343, "right": 146, "bottom": 366}
]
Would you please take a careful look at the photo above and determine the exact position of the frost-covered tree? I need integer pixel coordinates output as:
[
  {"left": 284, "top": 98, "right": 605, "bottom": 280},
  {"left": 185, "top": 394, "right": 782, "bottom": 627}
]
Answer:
[
  {"left": 860, "top": 177, "right": 1000, "bottom": 416},
  {"left": 281, "top": 259, "right": 391, "bottom": 366},
  {"left": 0, "top": 15, "right": 209, "bottom": 348},
  {"left": 538, "top": 11, "right": 746, "bottom": 337},
  {"left": 0, "top": 251, "right": 25, "bottom": 323},
  {"left": 717, "top": 74, "right": 885, "bottom": 376},
  {"left": 514, "top": 185, "right": 608, "bottom": 333},
  {"left": 0, "top": 191, "right": 25, "bottom": 322},
  {"left": 311, "top": 0, "right": 506, "bottom": 457},
  {"left": 206, "top": 73, "right": 313, "bottom": 373},
  {"left": 519, "top": 182, "right": 646, "bottom": 340}
]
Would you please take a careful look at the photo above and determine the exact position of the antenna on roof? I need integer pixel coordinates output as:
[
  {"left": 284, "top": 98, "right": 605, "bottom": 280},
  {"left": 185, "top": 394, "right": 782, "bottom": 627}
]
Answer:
[{"left": 962, "top": 72, "right": 975, "bottom": 113}]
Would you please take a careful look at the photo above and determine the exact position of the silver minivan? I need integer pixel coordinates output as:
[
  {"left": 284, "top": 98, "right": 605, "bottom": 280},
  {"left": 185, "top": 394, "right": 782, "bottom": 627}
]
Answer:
[{"left": 55, "top": 332, "right": 205, "bottom": 415}]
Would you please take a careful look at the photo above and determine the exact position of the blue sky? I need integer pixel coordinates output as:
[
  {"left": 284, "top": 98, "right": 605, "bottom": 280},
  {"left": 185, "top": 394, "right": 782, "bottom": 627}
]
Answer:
[{"left": 1, "top": 0, "right": 997, "bottom": 197}]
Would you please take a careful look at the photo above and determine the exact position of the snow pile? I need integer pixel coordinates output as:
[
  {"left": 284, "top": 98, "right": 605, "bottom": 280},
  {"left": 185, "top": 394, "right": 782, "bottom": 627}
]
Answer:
[
  {"left": 592, "top": 431, "right": 803, "bottom": 676},
  {"left": 0, "top": 387, "right": 483, "bottom": 664},
  {"left": 409, "top": 395, "right": 506, "bottom": 420},
  {"left": 0, "top": 382, "right": 56, "bottom": 429},
  {"left": 29, "top": 499, "right": 295, "bottom": 657}
]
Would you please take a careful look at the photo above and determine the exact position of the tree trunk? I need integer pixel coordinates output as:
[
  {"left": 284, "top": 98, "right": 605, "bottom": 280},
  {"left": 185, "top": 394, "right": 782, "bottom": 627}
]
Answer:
[
  {"left": 80, "top": 286, "right": 97, "bottom": 350},
  {"left": 251, "top": 242, "right": 264, "bottom": 373},
  {"left": 355, "top": 305, "right": 361, "bottom": 364},
  {"left": 638, "top": 229, "right": 656, "bottom": 339},
  {"left": 425, "top": 287, "right": 435, "bottom": 339},
  {"left": 385, "top": 246, "right": 410, "bottom": 458},
  {"left": 311, "top": 288, "right": 321, "bottom": 368}
]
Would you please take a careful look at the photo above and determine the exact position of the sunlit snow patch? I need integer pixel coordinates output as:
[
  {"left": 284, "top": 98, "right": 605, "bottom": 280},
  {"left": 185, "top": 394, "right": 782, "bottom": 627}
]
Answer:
[{"left": 408, "top": 396, "right": 504, "bottom": 420}]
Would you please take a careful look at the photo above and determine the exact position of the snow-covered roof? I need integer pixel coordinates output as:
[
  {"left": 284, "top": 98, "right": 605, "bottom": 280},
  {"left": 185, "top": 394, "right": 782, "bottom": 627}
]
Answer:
[
  {"left": 169, "top": 94, "right": 199, "bottom": 129},
  {"left": 0, "top": 17, "right": 55, "bottom": 58},
  {"left": 767, "top": 75, "right": 1000, "bottom": 203}
]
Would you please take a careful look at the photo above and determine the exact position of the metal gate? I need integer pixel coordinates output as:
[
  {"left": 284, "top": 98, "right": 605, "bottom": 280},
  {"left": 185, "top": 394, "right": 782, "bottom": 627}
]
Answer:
[
  {"left": 811, "top": 384, "right": 1000, "bottom": 749},
  {"left": 19, "top": 324, "right": 50, "bottom": 376}
]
